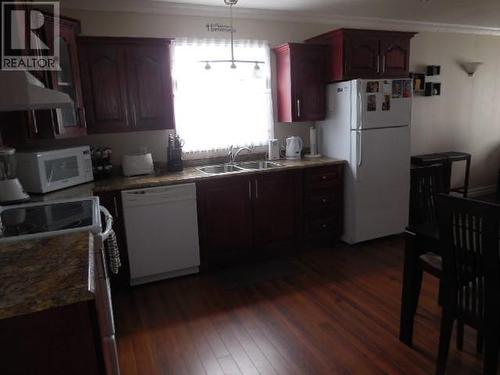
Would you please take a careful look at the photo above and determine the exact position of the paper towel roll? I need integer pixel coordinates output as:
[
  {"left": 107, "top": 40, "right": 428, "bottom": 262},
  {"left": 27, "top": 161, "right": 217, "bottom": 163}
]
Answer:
[{"left": 310, "top": 126, "right": 317, "bottom": 155}]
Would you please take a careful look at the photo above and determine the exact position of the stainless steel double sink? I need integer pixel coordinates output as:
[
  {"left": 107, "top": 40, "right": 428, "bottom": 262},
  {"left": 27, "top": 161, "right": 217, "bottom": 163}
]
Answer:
[{"left": 197, "top": 161, "right": 281, "bottom": 175}]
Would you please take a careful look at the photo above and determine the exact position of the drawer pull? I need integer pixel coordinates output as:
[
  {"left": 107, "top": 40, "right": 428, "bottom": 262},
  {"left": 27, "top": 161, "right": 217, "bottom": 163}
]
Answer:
[
  {"left": 322, "top": 223, "right": 328, "bottom": 229},
  {"left": 322, "top": 175, "right": 327, "bottom": 180},
  {"left": 322, "top": 198, "right": 327, "bottom": 204}
]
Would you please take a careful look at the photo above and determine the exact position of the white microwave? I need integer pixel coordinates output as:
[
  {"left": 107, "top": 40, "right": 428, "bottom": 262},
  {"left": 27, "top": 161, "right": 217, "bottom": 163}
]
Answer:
[{"left": 16, "top": 146, "right": 94, "bottom": 193}]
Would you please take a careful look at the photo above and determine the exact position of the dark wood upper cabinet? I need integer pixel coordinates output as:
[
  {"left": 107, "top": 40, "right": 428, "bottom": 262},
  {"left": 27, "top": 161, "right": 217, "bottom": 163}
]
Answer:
[
  {"left": 306, "top": 29, "right": 416, "bottom": 82},
  {"left": 344, "top": 34, "right": 380, "bottom": 79},
  {"left": 0, "top": 14, "right": 86, "bottom": 144},
  {"left": 273, "top": 43, "right": 327, "bottom": 122},
  {"left": 252, "top": 170, "right": 302, "bottom": 254},
  {"left": 78, "top": 42, "right": 130, "bottom": 134},
  {"left": 78, "top": 37, "right": 175, "bottom": 134},
  {"left": 379, "top": 35, "right": 412, "bottom": 78},
  {"left": 125, "top": 45, "right": 175, "bottom": 130}
]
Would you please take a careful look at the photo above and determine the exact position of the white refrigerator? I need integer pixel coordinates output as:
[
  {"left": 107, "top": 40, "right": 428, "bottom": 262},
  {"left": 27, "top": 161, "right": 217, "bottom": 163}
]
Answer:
[{"left": 318, "top": 78, "right": 412, "bottom": 244}]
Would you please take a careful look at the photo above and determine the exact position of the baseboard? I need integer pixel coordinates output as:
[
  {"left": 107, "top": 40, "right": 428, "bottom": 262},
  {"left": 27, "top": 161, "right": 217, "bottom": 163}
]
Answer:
[{"left": 467, "top": 185, "right": 496, "bottom": 198}]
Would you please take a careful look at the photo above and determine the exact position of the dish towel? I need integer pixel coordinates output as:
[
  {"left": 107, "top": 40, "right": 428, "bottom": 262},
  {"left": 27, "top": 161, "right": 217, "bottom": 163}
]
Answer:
[{"left": 105, "top": 229, "right": 121, "bottom": 275}]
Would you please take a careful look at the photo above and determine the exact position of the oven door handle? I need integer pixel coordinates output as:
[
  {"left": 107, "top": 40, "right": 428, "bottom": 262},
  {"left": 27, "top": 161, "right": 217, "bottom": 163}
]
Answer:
[{"left": 100, "top": 206, "right": 113, "bottom": 242}]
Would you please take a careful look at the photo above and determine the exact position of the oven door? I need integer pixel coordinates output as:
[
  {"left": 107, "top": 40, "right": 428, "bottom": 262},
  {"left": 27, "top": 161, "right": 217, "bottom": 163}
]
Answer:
[{"left": 38, "top": 151, "right": 87, "bottom": 193}]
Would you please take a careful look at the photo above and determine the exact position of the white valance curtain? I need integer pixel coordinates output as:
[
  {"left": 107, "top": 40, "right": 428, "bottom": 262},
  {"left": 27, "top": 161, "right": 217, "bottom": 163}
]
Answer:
[{"left": 171, "top": 38, "right": 273, "bottom": 154}]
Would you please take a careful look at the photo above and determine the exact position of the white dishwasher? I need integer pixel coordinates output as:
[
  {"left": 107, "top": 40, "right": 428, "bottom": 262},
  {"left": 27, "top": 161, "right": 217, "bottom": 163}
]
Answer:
[{"left": 121, "top": 183, "right": 200, "bottom": 285}]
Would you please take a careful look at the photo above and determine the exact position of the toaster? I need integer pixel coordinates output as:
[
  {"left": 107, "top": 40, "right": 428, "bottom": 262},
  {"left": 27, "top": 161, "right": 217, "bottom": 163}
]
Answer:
[{"left": 122, "top": 153, "right": 154, "bottom": 176}]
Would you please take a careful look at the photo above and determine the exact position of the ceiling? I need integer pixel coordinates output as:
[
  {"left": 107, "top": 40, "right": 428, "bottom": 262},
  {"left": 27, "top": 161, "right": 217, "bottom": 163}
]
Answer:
[{"left": 61, "top": 0, "right": 500, "bottom": 30}]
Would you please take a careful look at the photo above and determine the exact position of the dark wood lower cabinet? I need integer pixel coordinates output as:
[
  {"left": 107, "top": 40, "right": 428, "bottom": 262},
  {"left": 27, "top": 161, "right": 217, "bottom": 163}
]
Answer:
[
  {"left": 196, "top": 167, "right": 344, "bottom": 268},
  {"left": 196, "top": 175, "right": 254, "bottom": 267},
  {"left": 253, "top": 171, "right": 302, "bottom": 255},
  {"left": 303, "top": 164, "right": 344, "bottom": 244},
  {"left": 0, "top": 302, "right": 104, "bottom": 375}
]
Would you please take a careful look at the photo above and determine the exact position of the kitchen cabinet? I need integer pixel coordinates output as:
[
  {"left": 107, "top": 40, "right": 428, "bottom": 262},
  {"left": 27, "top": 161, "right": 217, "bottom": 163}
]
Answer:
[
  {"left": 273, "top": 43, "right": 327, "bottom": 122},
  {"left": 78, "top": 37, "right": 175, "bottom": 134},
  {"left": 303, "top": 165, "right": 344, "bottom": 242},
  {"left": 0, "top": 302, "right": 104, "bottom": 375},
  {"left": 0, "top": 14, "right": 85, "bottom": 144},
  {"left": 96, "top": 190, "right": 130, "bottom": 289},
  {"left": 196, "top": 175, "right": 254, "bottom": 266},
  {"left": 253, "top": 171, "right": 302, "bottom": 254},
  {"left": 306, "top": 29, "right": 416, "bottom": 82},
  {"left": 197, "top": 170, "right": 302, "bottom": 267}
]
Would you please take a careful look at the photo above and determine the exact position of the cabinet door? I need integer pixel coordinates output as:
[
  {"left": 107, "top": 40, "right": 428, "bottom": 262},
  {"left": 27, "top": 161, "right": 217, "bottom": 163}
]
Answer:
[
  {"left": 380, "top": 36, "right": 411, "bottom": 78},
  {"left": 45, "top": 18, "right": 86, "bottom": 138},
  {"left": 253, "top": 170, "right": 302, "bottom": 254},
  {"left": 79, "top": 42, "right": 130, "bottom": 134},
  {"left": 196, "top": 176, "right": 253, "bottom": 266},
  {"left": 125, "top": 43, "right": 175, "bottom": 130},
  {"left": 344, "top": 34, "right": 380, "bottom": 79},
  {"left": 292, "top": 45, "right": 326, "bottom": 121}
]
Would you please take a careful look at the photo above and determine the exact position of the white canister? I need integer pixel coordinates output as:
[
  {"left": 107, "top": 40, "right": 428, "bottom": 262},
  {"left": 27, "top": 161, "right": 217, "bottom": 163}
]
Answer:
[{"left": 267, "top": 139, "right": 280, "bottom": 160}]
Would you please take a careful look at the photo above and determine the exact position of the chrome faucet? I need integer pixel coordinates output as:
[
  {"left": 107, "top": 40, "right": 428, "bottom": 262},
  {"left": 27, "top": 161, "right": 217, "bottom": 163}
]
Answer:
[{"left": 228, "top": 146, "right": 252, "bottom": 164}]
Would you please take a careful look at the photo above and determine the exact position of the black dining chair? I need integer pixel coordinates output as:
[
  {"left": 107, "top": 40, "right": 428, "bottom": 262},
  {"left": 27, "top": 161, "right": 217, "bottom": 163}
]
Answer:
[
  {"left": 435, "top": 194, "right": 500, "bottom": 375},
  {"left": 400, "top": 164, "right": 448, "bottom": 345}
]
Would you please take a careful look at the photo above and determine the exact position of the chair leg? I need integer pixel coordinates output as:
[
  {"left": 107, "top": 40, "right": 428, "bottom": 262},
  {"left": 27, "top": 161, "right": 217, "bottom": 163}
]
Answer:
[
  {"left": 400, "top": 232, "right": 420, "bottom": 346},
  {"left": 477, "top": 330, "right": 484, "bottom": 354},
  {"left": 436, "top": 308, "right": 454, "bottom": 375},
  {"left": 484, "top": 326, "right": 500, "bottom": 375},
  {"left": 456, "top": 319, "right": 464, "bottom": 351},
  {"left": 412, "top": 265, "right": 423, "bottom": 315},
  {"left": 438, "top": 279, "right": 444, "bottom": 306}
]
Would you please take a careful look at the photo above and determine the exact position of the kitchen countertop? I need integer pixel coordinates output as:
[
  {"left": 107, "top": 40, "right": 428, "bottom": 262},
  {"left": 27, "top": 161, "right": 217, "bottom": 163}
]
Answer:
[
  {"left": 0, "top": 232, "right": 94, "bottom": 320},
  {"left": 92, "top": 157, "right": 345, "bottom": 193}
]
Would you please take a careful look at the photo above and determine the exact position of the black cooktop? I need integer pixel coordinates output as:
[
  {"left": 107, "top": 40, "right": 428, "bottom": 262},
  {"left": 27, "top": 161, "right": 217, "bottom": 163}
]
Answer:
[{"left": 0, "top": 200, "right": 94, "bottom": 238}]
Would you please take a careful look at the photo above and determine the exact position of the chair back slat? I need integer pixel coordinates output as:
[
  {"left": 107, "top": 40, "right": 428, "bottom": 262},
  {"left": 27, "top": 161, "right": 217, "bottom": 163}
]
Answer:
[
  {"left": 437, "top": 195, "right": 500, "bottom": 326},
  {"left": 409, "top": 165, "right": 447, "bottom": 225}
]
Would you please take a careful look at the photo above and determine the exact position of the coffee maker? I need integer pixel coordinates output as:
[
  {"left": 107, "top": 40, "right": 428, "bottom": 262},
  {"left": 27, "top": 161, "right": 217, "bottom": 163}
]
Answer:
[{"left": 0, "top": 147, "right": 29, "bottom": 204}]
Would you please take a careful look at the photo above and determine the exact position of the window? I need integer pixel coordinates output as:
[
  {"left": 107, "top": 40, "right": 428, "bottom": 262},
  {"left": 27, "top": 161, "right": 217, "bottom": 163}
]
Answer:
[{"left": 172, "top": 39, "right": 273, "bottom": 154}]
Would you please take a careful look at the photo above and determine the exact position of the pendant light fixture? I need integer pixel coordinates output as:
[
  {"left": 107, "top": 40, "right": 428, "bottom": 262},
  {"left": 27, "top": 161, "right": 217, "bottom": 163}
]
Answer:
[{"left": 201, "top": 0, "right": 264, "bottom": 70}]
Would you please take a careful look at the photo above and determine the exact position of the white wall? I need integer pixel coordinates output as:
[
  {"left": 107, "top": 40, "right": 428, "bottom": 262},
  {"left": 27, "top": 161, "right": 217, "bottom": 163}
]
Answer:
[
  {"left": 410, "top": 32, "right": 500, "bottom": 188},
  {"left": 55, "top": 8, "right": 500, "bottom": 188}
]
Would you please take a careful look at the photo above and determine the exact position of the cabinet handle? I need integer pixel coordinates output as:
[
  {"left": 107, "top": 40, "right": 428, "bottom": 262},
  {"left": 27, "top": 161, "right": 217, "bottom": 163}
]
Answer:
[
  {"left": 322, "top": 223, "right": 328, "bottom": 229},
  {"left": 296, "top": 99, "right": 301, "bottom": 118},
  {"left": 31, "top": 110, "right": 39, "bottom": 134},
  {"left": 255, "top": 179, "right": 259, "bottom": 199},
  {"left": 322, "top": 198, "right": 327, "bottom": 204},
  {"left": 113, "top": 196, "right": 119, "bottom": 218},
  {"left": 382, "top": 56, "right": 386, "bottom": 73},
  {"left": 131, "top": 104, "right": 137, "bottom": 128},
  {"left": 322, "top": 175, "right": 327, "bottom": 180},
  {"left": 377, "top": 55, "right": 380, "bottom": 74},
  {"left": 248, "top": 180, "right": 252, "bottom": 200},
  {"left": 78, "top": 107, "right": 87, "bottom": 128}
]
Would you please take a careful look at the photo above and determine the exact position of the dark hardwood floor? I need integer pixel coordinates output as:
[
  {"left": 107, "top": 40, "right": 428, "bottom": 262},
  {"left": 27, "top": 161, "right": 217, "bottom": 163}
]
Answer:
[{"left": 113, "top": 236, "right": 485, "bottom": 374}]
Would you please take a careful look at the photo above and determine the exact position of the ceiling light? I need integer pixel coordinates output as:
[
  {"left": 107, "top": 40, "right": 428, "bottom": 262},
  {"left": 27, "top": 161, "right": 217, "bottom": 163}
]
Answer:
[{"left": 200, "top": 0, "right": 264, "bottom": 70}]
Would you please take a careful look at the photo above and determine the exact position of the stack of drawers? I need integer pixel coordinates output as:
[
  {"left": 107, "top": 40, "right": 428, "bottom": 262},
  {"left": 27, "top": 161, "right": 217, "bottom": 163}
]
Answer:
[{"left": 303, "top": 164, "right": 344, "bottom": 241}]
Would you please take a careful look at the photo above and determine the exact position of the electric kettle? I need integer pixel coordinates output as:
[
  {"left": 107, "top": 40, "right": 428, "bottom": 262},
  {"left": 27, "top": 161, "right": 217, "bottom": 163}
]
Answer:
[{"left": 285, "top": 136, "right": 303, "bottom": 160}]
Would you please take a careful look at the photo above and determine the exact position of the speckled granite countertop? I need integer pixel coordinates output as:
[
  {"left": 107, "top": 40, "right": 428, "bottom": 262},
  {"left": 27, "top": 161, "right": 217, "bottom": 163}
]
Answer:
[
  {"left": 0, "top": 232, "right": 94, "bottom": 320},
  {"left": 92, "top": 157, "right": 345, "bottom": 193},
  {"left": 35, "top": 157, "right": 343, "bottom": 199}
]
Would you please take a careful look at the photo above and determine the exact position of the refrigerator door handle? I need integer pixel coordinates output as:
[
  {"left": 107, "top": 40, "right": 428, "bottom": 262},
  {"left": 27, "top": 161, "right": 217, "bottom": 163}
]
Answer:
[
  {"left": 357, "top": 130, "right": 363, "bottom": 169},
  {"left": 357, "top": 87, "right": 363, "bottom": 130}
]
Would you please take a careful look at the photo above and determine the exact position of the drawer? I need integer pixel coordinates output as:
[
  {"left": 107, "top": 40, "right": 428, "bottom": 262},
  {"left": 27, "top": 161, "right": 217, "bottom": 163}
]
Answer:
[
  {"left": 304, "top": 215, "right": 341, "bottom": 236},
  {"left": 304, "top": 193, "right": 339, "bottom": 213},
  {"left": 304, "top": 165, "right": 341, "bottom": 190}
]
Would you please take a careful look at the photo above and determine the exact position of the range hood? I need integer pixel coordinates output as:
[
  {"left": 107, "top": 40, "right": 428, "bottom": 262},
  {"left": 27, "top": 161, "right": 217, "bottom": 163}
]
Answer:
[{"left": 0, "top": 70, "right": 73, "bottom": 111}]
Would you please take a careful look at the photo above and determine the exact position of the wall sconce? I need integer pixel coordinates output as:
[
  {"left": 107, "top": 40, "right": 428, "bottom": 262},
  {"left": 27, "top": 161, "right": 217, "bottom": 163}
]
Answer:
[{"left": 461, "top": 62, "right": 483, "bottom": 76}]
